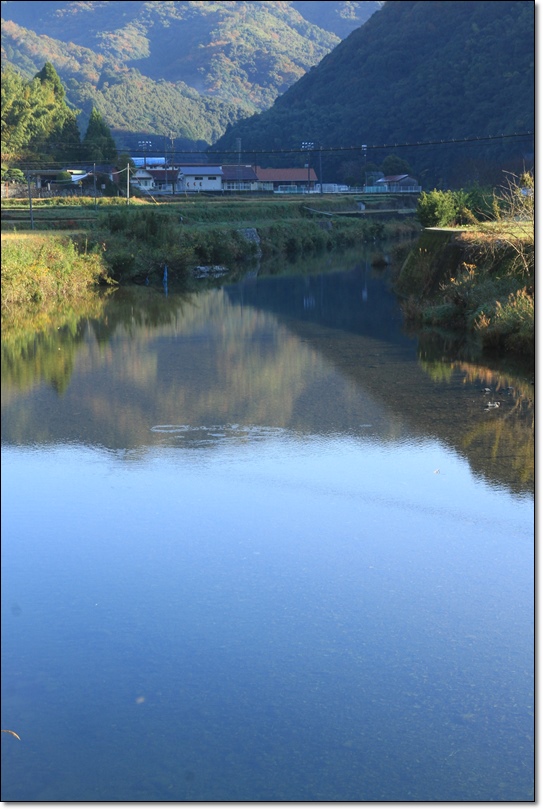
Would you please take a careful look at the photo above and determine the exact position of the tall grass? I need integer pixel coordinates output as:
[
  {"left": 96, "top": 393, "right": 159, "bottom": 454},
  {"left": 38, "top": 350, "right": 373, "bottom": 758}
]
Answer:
[
  {"left": 394, "top": 232, "right": 534, "bottom": 359},
  {"left": 474, "top": 287, "right": 534, "bottom": 355},
  {"left": 1, "top": 233, "right": 110, "bottom": 311}
]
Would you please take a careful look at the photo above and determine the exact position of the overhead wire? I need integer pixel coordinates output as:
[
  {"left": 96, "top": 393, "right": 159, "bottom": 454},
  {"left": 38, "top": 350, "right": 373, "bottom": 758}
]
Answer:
[{"left": 15, "top": 131, "right": 534, "bottom": 170}]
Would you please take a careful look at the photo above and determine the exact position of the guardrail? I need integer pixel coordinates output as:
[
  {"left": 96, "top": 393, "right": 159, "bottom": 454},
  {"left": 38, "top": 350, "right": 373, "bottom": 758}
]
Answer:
[{"left": 364, "top": 185, "right": 422, "bottom": 193}]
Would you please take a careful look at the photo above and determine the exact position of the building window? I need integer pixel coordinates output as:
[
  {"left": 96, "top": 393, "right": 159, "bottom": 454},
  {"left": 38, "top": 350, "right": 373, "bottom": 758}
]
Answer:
[{"left": 194, "top": 176, "right": 203, "bottom": 181}]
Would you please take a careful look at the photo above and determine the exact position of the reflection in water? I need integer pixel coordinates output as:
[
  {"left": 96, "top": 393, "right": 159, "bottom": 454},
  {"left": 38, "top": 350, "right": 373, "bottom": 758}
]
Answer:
[
  {"left": 1, "top": 247, "right": 533, "bottom": 801},
  {"left": 1, "top": 250, "right": 533, "bottom": 495}
]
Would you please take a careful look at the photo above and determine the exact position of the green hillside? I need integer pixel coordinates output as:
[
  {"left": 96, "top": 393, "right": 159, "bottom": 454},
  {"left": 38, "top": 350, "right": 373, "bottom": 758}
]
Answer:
[
  {"left": 212, "top": 0, "right": 534, "bottom": 188},
  {"left": 1, "top": 1, "right": 382, "bottom": 151}
]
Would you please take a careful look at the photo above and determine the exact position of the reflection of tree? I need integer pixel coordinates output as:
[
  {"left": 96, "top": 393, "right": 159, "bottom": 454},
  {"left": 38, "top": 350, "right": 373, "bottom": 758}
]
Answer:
[
  {"left": 418, "top": 359, "right": 454, "bottom": 384},
  {"left": 1, "top": 286, "right": 336, "bottom": 450},
  {"left": 88, "top": 287, "right": 198, "bottom": 344},
  {"left": 415, "top": 325, "right": 535, "bottom": 381},
  {"left": 1, "top": 294, "right": 108, "bottom": 396},
  {"left": 2, "top": 271, "right": 534, "bottom": 498},
  {"left": 454, "top": 361, "right": 534, "bottom": 413},
  {"left": 462, "top": 418, "right": 533, "bottom": 489},
  {"left": 283, "top": 318, "right": 534, "bottom": 496},
  {"left": 1, "top": 287, "right": 198, "bottom": 395},
  {"left": 419, "top": 359, "right": 534, "bottom": 493}
]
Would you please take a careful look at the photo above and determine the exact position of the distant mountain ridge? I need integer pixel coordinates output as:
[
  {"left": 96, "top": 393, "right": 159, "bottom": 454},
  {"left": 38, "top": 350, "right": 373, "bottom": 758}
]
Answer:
[
  {"left": 212, "top": 0, "right": 534, "bottom": 188},
  {"left": 2, "top": 0, "right": 532, "bottom": 188},
  {"left": 0, "top": 1, "right": 382, "bottom": 150}
]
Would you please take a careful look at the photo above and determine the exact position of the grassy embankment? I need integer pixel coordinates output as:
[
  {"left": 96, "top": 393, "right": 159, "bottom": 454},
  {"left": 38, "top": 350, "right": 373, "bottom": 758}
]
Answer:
[
  {"left": 1, "top": 231, "right": 111, "bottom": 311},
  {"left": 2, "top": 187, "right": 534, "bottom": 360},
  {"left": 1, "top": 195, "right": 420, "bottom": 303},
  {"left": 393, "top": 222, "right": 534, "bottom": 358}
]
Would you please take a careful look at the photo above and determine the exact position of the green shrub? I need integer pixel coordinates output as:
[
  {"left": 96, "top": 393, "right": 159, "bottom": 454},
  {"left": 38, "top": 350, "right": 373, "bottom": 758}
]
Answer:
[
  {"left": 417, "top": 186, "right": 497, "bottom": 228},
  {"left": 416, "top": 189, "right": 458, "bottom": 227},
  {"left": 421, "top": 302, "right": 460, "bottom": 326}
]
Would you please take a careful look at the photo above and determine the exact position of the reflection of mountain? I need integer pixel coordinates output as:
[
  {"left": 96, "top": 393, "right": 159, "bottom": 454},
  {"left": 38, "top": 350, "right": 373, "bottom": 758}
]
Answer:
[
  {"left": 226, "top": 261, "right": 411, "bottom": 347},
  {"left": 1, "top": 261, "right": 533, "bottom": 495},
  {"left": 227, "top": 267, "right": 533, "bottom": 495}
]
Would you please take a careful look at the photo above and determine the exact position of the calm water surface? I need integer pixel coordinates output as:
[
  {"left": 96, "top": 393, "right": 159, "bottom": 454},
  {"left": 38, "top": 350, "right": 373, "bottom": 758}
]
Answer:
[{"left": 1, "top": 250, "right": 534, "bottom": 801}]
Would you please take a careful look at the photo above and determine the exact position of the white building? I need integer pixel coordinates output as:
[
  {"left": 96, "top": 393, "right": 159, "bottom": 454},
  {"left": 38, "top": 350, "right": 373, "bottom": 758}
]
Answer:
[
  {"left": 131, "top": 168, "right": 155, "bottom": 190},
  {"left": 177, "top": 166, "right": 223, "bottom": 192}
]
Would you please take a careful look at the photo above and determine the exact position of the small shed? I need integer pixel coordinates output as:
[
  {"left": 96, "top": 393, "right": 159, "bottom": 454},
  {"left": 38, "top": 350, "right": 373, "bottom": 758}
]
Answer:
[{"left": 373, "top": 175, "right": 421, "bottom": 192}]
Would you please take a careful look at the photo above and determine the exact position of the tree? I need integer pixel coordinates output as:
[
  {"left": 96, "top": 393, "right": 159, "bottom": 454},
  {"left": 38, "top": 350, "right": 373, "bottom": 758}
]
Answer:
[
  {"left": 33, "top": 62, "right": 82, "bottom": 160},
  {"left": 82, "top": 108, "right": 117, "bottom": 163},
  {"left": 1, "top": 166, "right": 25, "bottom": 183},
  {"left": 117, "top": 153, "right": 136, "bottom": 169},
  {"left": 416, "top": 189, "right": 458, "bottom": 227},
  {"left": 1, "top": 67, "right": 53, "bottom": 159},
  {"left": 381, "top": 154, "right": 412, "bottom": 177},
  {"left": 56, "top": 170, "right": 72, "bottom": 183},
  {"left": 35, "top": 62, "right": 66, "bottom": 101},
  {"left": 1, "top": 63, "right": 81, "bottom": 163},
  {"left": 58, "top": 111, "right": 83, "bottom": 163}
]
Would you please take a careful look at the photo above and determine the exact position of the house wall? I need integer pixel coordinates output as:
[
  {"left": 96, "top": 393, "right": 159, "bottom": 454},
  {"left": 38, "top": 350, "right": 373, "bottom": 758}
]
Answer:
[
  {"left": 131, "top": 170, "right": 155, "bottom": 190},
  {"left": 223, "top": 181, "right": 258, "bottom": 191},
  {"left": 179, "top": 173, "right": 222, "bottom": 192}
]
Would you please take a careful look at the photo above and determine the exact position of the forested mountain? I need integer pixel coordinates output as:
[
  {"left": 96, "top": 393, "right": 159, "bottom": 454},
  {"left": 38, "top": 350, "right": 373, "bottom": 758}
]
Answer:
[
  {"left": 213, "top": 0, "right": 535, "bottom": 188},
  {"left": 0, "top": 1, "right": 382, "bottom": 152},
  {"left": 1, "top": 0, "right": 533, "bottom": 187}
]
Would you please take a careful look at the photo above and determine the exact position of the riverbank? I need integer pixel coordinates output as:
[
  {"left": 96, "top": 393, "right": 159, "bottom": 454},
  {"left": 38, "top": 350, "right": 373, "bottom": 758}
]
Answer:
[
  {"left": 392, "top": 226, "right": 534, "bottom": 359},
  {"left": 1, "top": 231, "right": 112, "bottom": 311},
  {"left": 1, "top": 196, "right": 420, "bottom": 300},
  {"left": 3, "top": 197, "right": 533, "bottom": 362}
]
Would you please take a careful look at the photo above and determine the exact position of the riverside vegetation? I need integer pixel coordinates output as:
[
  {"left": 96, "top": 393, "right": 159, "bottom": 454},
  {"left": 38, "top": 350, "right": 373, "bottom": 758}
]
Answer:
[
  {"left": 392, "top": 174, "right": 534, "bottom": 360},
  {"left": 1, "top": 174, "right": 534, "bottom": 364},
  {"left": 1, "top": 194, "right": 419, "bottom": 298}
]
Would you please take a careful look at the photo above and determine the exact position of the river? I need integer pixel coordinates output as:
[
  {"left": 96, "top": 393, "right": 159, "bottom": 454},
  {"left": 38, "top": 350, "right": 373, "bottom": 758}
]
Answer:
[{"left": 1, "top": 246, "right": 534, "bottom": 801}]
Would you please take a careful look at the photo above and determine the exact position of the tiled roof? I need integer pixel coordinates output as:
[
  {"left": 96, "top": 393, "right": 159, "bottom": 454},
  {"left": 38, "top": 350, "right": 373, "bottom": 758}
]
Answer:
[
  {"left": 221, "top": 164, "right": 258, "bottom": 181},
  {"left": 254, "top": 166, "right": 318, "bottom": 182}
]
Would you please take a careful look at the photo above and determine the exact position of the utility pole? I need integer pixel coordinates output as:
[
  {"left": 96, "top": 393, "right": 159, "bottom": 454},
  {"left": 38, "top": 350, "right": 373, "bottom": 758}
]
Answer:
[
  {"left": 27, "top": 174, "right": 34, "bottom": 229},
  {"left": 319, "top": 145, "right": 323, "bottom": 194},
  {"left": 126, "top": 162, "right": 130, "bottom": 205},
  {"left": 169, "top": 131, "right": 175, "bottom": 194},
  {"left": 93, "top": 162, "right": 97, "bottom": 211},
  {"left": 236, "top": 137, "right": 242, "bottom": 191},
  {"left": 301, "top": 142, "right": 314, "bottom": 194}
]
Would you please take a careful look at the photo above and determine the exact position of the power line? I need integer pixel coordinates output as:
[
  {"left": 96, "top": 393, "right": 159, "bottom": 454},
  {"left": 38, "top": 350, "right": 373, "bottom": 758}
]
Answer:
[
  {"left": 208, "top": 131, "right": 535, "bottom": 156},
  {"left": 13, "top": 131, "right": 534, "bottom": 170}
]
